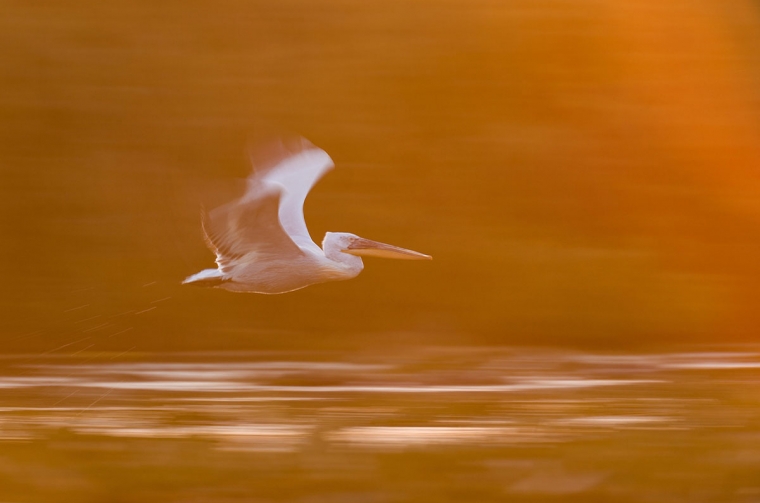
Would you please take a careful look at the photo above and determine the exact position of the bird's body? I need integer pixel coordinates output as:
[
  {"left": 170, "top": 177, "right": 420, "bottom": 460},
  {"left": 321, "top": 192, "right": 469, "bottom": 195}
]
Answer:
[
  {"left": 183, "top": 137, "right": 431, "bottom": 294},
  {"left": 189, "top": 233, "right": 364, "bottom": 293}
]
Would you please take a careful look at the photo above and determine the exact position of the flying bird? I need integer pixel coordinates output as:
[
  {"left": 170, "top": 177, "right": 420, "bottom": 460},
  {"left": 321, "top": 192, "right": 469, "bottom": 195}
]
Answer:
[{"left": 183, "top": 137, "right": 431, "bottom": 294}]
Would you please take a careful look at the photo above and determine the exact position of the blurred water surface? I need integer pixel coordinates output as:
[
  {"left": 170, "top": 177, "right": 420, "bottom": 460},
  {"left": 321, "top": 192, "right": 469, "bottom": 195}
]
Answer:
[
  {"left": 3, "top": 0, "right": 760, "bottom": 500},
  {"left": 1, "top": 347, "right": 760, "bottom": 501}
]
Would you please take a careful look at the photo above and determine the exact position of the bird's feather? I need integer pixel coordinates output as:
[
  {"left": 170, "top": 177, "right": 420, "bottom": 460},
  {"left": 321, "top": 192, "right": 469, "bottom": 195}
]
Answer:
[
  {"left": 202, "top": 189, "right": 303, "bottom": 274},
  {"left": 246, "top": 137, "right": 334, "bottom": 252}
]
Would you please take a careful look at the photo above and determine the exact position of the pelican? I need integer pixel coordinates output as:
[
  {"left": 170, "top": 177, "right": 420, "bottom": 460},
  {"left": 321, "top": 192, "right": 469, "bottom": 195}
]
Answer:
[{"left": 183, "top": 137, "right": 431, "bottom": 294}]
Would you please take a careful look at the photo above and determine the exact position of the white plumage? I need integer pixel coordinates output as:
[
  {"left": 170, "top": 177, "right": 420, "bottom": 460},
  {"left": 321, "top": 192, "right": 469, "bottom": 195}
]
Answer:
[{"left": 183, "top": 137, "right": 431, "bottom": 294}]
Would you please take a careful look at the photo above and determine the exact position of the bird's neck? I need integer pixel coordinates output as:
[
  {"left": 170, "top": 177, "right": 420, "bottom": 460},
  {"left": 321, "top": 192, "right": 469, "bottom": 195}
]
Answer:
[{"left": 321, "top": 238, "right": 364, "bottom": 278}]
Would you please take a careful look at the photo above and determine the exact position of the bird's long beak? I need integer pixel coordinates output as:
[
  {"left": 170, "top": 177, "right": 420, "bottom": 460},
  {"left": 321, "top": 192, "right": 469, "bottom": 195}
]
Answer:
[{"left": 342, "top": 238, "right": 432, "bottom": 260}]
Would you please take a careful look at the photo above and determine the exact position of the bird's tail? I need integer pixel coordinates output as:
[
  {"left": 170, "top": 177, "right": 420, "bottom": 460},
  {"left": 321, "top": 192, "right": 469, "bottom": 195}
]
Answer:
[{"left": 182, "top": 269, "right": 227, "bottom": 287}]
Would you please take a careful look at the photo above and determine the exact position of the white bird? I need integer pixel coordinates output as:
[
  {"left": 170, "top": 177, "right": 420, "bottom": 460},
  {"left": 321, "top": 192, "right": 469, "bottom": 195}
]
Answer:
[{"left": 183, "top": 137, "right": 431, "bottom": 294}]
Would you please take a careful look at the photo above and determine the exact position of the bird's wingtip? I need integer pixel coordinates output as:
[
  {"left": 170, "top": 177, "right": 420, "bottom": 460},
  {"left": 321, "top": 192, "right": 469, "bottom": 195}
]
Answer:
[{"left": 182, "top": 269, "right": 227, "bottom": 287}]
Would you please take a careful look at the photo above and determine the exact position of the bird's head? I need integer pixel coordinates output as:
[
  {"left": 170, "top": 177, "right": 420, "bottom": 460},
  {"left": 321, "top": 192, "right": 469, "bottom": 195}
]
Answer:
[{"left": 322, "top": 232, "right": 432, "bottom": 264}]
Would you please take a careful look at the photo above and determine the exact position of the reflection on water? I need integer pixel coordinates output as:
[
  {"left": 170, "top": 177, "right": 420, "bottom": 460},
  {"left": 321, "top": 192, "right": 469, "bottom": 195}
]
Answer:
[{"left": 1, "top": 347, "right": 759, "bottom": 500}]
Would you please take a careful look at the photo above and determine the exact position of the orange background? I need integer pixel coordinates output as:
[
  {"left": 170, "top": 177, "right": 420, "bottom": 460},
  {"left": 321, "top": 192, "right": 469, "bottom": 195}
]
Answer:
[{"left": 2, "top": 0, "right": 760, "bottom": 351}]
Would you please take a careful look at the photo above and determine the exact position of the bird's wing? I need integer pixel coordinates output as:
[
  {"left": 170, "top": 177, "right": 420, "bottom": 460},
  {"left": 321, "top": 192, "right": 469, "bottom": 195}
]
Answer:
[
  {"left": 246, "top": 137, "right": 335, "bottom": 251},
  {"left": 202, "top": 189, "right": 303, "bottom": 274}
]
